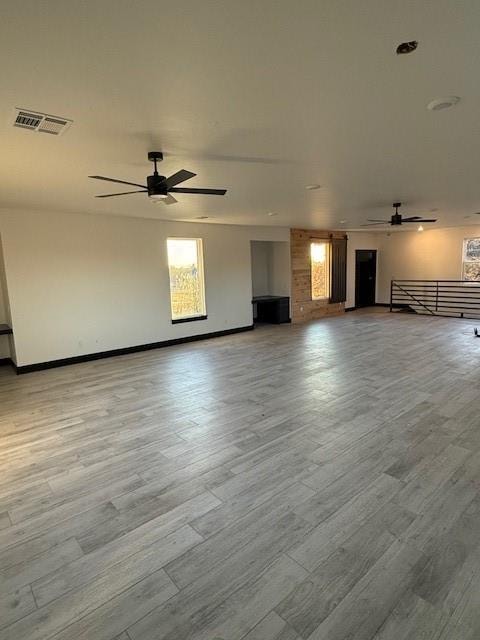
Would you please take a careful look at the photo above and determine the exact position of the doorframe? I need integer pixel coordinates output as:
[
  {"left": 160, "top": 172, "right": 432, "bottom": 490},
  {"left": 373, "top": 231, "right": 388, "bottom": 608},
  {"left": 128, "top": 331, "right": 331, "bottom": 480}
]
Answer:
[{"left": 355, "top": 249, "right": 377, "bottom": 308}]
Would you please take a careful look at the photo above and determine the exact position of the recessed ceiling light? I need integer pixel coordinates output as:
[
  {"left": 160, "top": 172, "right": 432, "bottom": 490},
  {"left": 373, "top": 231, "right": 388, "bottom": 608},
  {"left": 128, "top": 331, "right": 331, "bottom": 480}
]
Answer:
[
  {"left": 396, "top": 40, "right": 418, "bottom": 55},
  {"left": 267, "top": 212, "right": 277, "bottom": 216},
  {"left": 427, "top": 96, "right": 460, "bottom": 111},
  {"left": 305, "top": 184, "right": 321, "bottom": 190}
]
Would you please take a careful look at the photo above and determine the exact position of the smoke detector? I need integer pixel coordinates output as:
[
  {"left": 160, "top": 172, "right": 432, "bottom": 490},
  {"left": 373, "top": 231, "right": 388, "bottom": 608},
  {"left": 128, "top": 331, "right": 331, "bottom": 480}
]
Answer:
[{"left": 12, "top": 108, "right": 72, "bottom": 135}]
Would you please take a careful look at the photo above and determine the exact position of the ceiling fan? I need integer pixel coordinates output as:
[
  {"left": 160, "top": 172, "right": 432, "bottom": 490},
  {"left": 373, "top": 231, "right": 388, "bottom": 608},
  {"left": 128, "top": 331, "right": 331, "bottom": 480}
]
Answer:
[
  {"left": 89, "top": 152, "right": 227, "bottom": 205},
  {"left": 362, "top": 202, "right": 437, "bottom": 226}
]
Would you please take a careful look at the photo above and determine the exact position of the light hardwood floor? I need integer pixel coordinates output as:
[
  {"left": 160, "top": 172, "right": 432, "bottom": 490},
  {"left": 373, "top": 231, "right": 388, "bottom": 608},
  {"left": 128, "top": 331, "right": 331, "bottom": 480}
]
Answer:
[{"left": 0, "top": 309, "right": 479, "bottom": 640}]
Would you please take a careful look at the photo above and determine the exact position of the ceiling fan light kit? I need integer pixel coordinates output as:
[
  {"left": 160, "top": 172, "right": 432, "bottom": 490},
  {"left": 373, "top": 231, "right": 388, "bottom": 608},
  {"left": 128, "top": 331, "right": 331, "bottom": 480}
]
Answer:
[{"left": 89, "top": 151, "right": 227, "bottom": 204}]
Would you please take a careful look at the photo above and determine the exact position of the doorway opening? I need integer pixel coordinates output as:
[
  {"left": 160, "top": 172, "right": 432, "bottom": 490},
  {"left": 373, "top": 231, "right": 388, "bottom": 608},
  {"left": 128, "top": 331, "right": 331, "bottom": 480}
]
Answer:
[{"left": 355, "top": 249, "right": 377, "bottom": 308}]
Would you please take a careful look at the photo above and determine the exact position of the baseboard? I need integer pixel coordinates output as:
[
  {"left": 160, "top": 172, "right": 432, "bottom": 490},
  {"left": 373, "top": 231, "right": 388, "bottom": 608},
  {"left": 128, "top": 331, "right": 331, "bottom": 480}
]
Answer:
[
  {"left": 345, "top": 303, "right": 402, "bottom": 311},
  {"left": 0, "top": 357, "right": 14, "bottom": 368},
  {"left": 376, "top": 302, "right": 410, "bottom": 309},
  {"left": 15, "top": 324, "right": 255, "bottom": 375}
]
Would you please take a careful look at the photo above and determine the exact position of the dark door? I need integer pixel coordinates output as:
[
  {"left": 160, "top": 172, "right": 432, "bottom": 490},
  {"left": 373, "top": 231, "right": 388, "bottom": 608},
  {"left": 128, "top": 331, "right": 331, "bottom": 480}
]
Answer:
[{"left": 355, "top": 250, "right": 377, "bottom": 307}]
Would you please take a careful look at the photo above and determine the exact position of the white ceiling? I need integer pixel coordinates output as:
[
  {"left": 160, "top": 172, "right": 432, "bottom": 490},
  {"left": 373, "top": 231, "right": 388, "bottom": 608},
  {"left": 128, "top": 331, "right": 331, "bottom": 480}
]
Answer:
[{"left": 1, "top": 0, "right": 480, "bottom": 229}]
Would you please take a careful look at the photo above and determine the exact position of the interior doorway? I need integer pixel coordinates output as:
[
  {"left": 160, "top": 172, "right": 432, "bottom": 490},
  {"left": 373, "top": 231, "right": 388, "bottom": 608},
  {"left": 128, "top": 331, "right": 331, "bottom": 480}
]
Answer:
[{"left": 355, "top": 249, "right": 377, "bottom": 308}]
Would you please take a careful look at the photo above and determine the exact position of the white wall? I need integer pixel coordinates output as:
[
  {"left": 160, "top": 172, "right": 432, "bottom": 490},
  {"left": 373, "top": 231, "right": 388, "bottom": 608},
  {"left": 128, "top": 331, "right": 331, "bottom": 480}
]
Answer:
[
  {"left": 250, "top": 241, "right": 291, "bottom": 298},
  {"left": 346, "top": 232, "right": 381, "bottom": 309},
  {"left": 251, "top": 242, "right": 271, "bottom": 297},
  {"left": 0, "top": 209, "right": 289, "bottom": 366},
  {"left": 0, "top": 236, "right": 12, "bottom": 359},
  {"left": 376, "top": 224, "right": 480, "bottom": 303},
  {"left": 269, "top": 242, "right": 290, "bottom": 296}
]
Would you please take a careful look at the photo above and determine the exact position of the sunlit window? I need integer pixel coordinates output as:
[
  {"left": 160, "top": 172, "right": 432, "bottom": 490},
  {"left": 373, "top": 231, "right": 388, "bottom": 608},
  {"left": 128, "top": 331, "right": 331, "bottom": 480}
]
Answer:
[
  {"left": 463, "top": 238, "right": 480, "bottom": 281},
  {"left": 167, "top": 238, "right": 206, "bottom": 321},
  {"left": 311, "top": 241, "right": 330, "bottom": 300}
]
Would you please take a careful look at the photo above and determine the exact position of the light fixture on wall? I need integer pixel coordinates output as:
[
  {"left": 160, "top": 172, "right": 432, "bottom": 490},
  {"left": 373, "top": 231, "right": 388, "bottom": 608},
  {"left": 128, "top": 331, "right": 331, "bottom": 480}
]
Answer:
[{"left": 417, "top": 225, "right": 424, "bottom": 232}]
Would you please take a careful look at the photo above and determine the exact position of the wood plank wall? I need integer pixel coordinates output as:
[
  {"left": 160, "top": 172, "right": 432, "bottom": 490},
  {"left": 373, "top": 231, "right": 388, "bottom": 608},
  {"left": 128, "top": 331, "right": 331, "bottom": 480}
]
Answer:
[{"left": 290, "top": 228, "right": 346, "bottom": 323}]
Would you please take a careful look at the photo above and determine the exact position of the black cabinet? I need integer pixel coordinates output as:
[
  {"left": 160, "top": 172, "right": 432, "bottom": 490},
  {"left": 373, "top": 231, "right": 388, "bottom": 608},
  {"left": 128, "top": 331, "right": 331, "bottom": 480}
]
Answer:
[{"left": 252, "top": 296, "right": 290, "bottom": 324}]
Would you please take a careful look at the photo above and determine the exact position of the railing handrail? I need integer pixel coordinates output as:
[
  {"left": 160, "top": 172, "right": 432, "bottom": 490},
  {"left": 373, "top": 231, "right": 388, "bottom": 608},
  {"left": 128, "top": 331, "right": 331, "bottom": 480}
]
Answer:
[
  {"left": 392, "top": 281, "right": 435, "bottom": 315},
  {"left": 390, "top": 279, "right": 480, "bottom": 319},
  {"left": 392, "top": 279, "right": 478, "bottom": 283}
]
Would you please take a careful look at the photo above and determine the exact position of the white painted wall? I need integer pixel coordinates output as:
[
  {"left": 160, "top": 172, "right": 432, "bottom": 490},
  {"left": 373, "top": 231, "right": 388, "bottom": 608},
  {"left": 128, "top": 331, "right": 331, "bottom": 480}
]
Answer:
[
  {"left": 0, "top": 209, "right": 289, "bottom": 366},
  {"left": 7, "top": 207, "right": 475, "bottom": 368},
  {"left": 376, "top": 225, "right": 480, "bottom": 303},
  {"left": 269, "top": 242, "right": 291, "bottom": 297},
  {"left": 0, "top": 236, "right": 12, "bottom": 359},
  {"left": 251, "top": 242, "right": 271, "bottom": 297},
  {"left": 250, "top": 241, "right": 291, "bottom": 298},
  {"left": 346, "top": 232, "right": 381, "bottom": 309}
]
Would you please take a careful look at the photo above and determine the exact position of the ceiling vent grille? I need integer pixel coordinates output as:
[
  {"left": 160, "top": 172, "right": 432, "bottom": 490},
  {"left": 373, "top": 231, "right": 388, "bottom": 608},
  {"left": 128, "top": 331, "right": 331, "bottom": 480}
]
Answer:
[{"left": 12, "top": 108, "right": 72, "bottom": 135}]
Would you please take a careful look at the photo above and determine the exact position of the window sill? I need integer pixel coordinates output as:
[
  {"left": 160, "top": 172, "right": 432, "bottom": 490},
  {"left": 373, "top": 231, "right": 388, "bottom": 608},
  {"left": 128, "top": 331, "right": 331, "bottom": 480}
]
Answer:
[{"left": 172, "top": 315, "right": 208, "bottom": 325}]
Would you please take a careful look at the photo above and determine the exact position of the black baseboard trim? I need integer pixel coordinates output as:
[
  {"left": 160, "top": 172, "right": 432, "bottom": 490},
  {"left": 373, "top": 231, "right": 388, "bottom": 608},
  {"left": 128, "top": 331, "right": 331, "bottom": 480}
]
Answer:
[
  {"left": 15, "top": 324, "right": 255, "bottom": 375},
  {"left": 375, "top": 302, "right": 410, "bottom": 309},
  {"left": 0, "top": 357, "right": 14, "bottom": 367},
  {"left": 345, "top": 303, "right": 405, "bottom": 312}
]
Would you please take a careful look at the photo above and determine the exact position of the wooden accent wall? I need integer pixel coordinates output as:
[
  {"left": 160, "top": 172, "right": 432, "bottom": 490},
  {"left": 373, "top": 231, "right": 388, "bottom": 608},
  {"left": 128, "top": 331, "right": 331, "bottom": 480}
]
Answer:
[{"left": 290, "top": 228, "right": 346, "bottom": 323}]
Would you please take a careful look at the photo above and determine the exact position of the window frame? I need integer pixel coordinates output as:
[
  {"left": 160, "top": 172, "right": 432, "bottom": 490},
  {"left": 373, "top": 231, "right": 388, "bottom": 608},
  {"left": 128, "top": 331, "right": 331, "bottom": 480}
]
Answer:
[
  {"left": 310, "top": 240, "right": 331, "bottom": 301},
  {"left": 166, "top": 237, "right": 207, "bottom": 324},
  {"left": 462, "top": 237, "right": 480, "bottom": 282}
]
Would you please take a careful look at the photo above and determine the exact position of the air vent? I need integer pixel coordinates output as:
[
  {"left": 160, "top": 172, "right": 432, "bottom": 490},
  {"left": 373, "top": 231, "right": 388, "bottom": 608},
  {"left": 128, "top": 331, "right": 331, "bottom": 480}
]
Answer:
[
  {"left": 14, "top": 110, "right": 43, "bottom": 130},
  {"left": 12, "top": 108, "right": 72, "bottom": 135}
]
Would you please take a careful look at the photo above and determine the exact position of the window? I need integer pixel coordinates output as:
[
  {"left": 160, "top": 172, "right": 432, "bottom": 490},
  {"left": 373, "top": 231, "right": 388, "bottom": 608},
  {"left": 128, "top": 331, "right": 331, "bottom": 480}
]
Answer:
[
  {"left": 167, "top": 238, "right": 206, "bottom": 322},
  {"left": 462, "top": 238, "right": 480, "bottom": 281},
  {"left": 311, "top": 241, "right": 330, "bottom": 300}
]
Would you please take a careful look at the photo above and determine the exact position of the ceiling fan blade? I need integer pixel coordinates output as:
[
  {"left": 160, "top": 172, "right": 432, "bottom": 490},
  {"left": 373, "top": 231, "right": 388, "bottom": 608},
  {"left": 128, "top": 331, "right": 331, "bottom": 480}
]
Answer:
[
  {"left": 361, "top": 222, "right": 388, "bottom": 226},
  {"left": 164, "top": 170, "right": 196, "bottom": 188},
  {"left": 366, "top": 219, "right": 389, "bottom": 223},
  {"left": 163, "top": 194, "right": 178, "bottom": 205},
  {"left": 402, "top": 218, "right": 437, "bottom": 223},
  {"left": 169, "top": 187, "right": 227, "bottom": 195},
  {"left": 401, "top": 216, "right": 422, "bottom": 221},
  {"left": 95, "top": 190, "right": 147, "bottom": 198},
  {"left": 89, "top": 175, "right": 147, "bottom": 189}
]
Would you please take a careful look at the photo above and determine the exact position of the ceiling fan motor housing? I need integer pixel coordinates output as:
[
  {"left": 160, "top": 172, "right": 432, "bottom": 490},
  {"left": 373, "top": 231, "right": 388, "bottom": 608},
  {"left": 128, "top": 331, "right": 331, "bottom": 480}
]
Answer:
[
  {"left": 391, "top": 202, "right": 402, "bottom": 225},
  {"left": 147, "top": 173, "right": 167, "bottom": 197}
]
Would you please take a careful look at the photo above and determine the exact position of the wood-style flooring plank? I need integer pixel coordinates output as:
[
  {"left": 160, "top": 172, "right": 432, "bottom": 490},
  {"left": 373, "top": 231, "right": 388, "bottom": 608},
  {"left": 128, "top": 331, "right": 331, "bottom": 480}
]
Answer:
[{"left": 0, "top": 310, "right": 479, "bottom": 639}]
